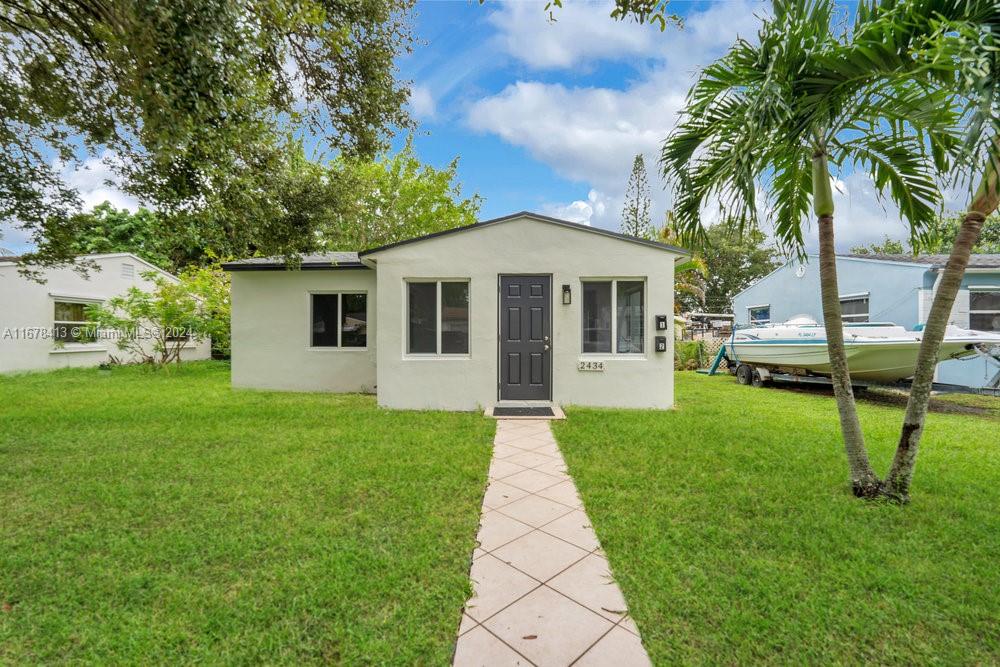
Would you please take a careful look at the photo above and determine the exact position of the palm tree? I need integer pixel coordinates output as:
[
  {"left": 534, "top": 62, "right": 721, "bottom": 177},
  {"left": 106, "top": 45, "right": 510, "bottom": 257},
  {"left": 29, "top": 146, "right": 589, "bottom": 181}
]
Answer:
[
  {"left": 660, "top": 221, "right": 708, "bottom": 312},
  {"left": 672, "top": 258, "right": 709, "bottom": 313},
  {"left": 662, "top": 0, "right": 956, "bottom": 497},
  {"left": 881, "top": 0, "right": 999, "bottom": 500}
]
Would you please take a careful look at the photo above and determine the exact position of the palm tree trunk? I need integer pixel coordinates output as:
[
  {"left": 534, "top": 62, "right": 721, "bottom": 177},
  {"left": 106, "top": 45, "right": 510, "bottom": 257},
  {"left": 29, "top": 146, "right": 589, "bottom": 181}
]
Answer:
[
  {"left": 813, "top": 144, "right": 881, "bottom": 497},
  {"left": 883, "top": 151, "right": 1000, "bottom": 501}
]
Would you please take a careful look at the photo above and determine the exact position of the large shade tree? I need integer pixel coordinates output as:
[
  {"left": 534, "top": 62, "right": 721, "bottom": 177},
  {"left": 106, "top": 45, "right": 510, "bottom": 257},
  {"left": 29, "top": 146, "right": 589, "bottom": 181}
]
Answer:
[
  {"left": 662, "top": 0, "right": 956, "bottom": 497},
  {"left": 49, "top": 140, "right": 482, "bottom": 272},
  {"left": 1, "top": 0, "right": 415, "bottom": 268}
]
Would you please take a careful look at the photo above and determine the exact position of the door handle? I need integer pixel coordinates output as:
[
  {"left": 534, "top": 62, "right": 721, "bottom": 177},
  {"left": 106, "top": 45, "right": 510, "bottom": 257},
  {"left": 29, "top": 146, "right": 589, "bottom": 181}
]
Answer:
[
  {"left": 544, "top": 335, "right": 550, "bottom": 342},
  {"left": 544, "top": 344, "right": 550, "bottom": 351}
]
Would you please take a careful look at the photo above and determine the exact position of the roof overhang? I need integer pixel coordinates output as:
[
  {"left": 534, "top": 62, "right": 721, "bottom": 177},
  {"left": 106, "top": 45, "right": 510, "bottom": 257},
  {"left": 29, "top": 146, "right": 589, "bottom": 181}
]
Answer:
[{"left": 222, "top": 262, "right": 368, "bottom": 272}]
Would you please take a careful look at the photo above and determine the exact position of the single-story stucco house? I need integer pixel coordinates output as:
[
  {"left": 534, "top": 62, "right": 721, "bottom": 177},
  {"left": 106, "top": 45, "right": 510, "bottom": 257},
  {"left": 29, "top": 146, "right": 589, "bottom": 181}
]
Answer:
[
  {"left": 0, "top": 253, "right": 212, "bottom": 373},
  {"left": 732, "top": 253, "right": 1000, "bottom": 389},
  {"left": 223, "top": 212, "right": 688, "bottom": 411}
]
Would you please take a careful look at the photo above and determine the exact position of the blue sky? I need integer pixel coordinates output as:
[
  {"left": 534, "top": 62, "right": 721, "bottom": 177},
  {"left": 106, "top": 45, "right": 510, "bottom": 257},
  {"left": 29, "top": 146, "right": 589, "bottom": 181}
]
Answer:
[
  {"left": 3, "top": 0, "right": 945, "bottom": 253},
  {"left": 394, "top": 0, "right": 757, "bottom": 231}
]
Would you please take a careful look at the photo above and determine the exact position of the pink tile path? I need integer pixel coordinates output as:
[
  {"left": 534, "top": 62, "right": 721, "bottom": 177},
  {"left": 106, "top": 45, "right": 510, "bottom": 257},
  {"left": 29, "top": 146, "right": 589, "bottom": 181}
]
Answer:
[{"left": 453, "top": 419, "right": 651, "bottom": 667}]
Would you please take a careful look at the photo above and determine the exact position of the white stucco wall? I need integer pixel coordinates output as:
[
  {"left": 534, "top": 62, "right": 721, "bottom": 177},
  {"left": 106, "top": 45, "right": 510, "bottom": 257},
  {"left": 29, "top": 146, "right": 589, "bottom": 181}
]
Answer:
[
  {"left": 0, "top": 254, "right": 211, "bottom": 373},
  {"left": 369, "top": 216, "right": 679, "bottom": 411},
  {"left": 230, "top": 269, "right": 377, "bottom": 392}
]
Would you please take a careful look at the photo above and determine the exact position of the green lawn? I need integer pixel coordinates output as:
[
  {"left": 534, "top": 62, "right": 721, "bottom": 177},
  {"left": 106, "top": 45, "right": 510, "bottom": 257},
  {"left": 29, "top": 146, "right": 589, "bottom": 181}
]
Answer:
[
  {"left": 0, "top": 362, "right": 493, "bottom": 664},
  {"left": 553, "top": 373, "right": 1000, "bottom": 666}
]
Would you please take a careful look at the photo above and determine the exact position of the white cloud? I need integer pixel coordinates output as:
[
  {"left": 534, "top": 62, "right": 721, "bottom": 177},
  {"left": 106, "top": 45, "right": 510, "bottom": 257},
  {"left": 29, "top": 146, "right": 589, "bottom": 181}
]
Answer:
[
  {"left": 817, "top": 170, "right": 969, "bottom": 252},
  {"left": 468, "top": 1, "right": 764, "bottom": 230},
  {"left": 409, "top": 84, "right": 437, "bottom": 119},
  {"left": 468, "top": 81, "right": 675, "bottom": 193},
  {"left": 541, "top": 189, "right": 613, "bottom": 225},
  {"left": 487, "top": 1, "right": 661, "bottom": 70},
  {"left": 57, "top": 151, "right": 139, "bottom": 212}
]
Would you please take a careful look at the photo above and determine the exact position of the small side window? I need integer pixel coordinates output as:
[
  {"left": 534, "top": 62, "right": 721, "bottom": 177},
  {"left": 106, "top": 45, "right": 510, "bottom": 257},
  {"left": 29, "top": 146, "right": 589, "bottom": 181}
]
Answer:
[
  {"left": 311, "top": 293, "right": 367, "bottom": 348},
  {"left": 748, "top": 305, "right": 770, "bottom": 325},
  {"left": 970, "top": 290, "right": 1000, "bottom": 332},
  {"left": 54, "top": 301, "right": 96, "bottom": 343},
  {"left": 840, "top": 296, "right": 870, "bottom": 323}
]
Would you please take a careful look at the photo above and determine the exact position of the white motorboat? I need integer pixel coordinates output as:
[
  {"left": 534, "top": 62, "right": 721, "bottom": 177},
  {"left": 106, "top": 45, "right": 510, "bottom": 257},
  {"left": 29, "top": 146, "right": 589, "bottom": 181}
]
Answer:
[{"left": 726, "top": 315, "right": 1000, "bottom": 384}]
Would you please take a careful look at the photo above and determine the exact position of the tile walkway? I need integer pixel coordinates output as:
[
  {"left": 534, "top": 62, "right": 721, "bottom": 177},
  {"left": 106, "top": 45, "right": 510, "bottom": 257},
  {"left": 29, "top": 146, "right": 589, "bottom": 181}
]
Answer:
[{"left": 453, "top": 419, "right": 651, "bottom": 667}]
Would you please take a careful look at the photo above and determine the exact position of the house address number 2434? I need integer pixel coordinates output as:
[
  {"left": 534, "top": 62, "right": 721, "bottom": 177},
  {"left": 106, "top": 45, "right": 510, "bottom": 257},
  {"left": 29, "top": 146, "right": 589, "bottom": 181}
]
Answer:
[{"left": 577, "top": 360, "right": 605, "bottom": 372}]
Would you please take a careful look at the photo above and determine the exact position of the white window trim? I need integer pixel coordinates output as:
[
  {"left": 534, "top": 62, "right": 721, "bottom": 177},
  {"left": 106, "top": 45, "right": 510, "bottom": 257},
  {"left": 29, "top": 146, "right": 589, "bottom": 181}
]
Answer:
[
  {"left": 580, "top": 278, "right": 647, "bottom": 357},
  {"left": 969, "top": 287, "right": 1000, "bottom": 331},
  {"left": 308, "top": 290, "right": 369, "bottom": 351},
  {"left": 747, "top": 304, "right": 771, "bottom": 325},
  {"left": 404, "top": 279, "right": 471, "bottom": 358},
  {"left": 839, "top": 293, "right": 871, "bottom": 323}
]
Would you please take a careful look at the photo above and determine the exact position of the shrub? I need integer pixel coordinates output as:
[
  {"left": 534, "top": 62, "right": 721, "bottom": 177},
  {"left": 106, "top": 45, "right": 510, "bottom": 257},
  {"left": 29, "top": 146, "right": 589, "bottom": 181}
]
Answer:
[
  {"left": 674, "top": 341, "right": 706, "bottom": 371},
  {"left": 85, "top": 265, "right": 229, "bottom": 367}
]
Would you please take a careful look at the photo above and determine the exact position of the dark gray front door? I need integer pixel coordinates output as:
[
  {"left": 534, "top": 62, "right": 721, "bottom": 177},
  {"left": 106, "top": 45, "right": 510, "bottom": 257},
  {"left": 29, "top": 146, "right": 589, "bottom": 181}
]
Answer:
[{"left": 499, "top": 275, "right": 551, "bottom": 400}]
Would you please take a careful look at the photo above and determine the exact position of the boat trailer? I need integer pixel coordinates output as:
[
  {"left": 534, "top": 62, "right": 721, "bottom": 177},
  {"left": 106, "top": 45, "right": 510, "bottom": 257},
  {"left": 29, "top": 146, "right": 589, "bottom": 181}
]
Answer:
[{"left": 699, "top": 345, "right": 1000, "bottom": 395}]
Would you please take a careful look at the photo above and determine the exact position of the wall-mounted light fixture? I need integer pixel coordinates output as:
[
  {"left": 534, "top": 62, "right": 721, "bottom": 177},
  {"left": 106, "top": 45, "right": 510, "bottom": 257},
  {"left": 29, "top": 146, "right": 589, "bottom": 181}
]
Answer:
[{"left": 561, "top": 284, "right": 572, "bottom": 305}]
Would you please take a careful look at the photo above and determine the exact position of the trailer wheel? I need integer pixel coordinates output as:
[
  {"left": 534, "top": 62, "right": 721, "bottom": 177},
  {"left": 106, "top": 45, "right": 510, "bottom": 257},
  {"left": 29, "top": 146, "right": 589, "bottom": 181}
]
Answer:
[
  {"left": 751, "top": 369, "right": 767, "bottom": 388},
  {"left": 736, "top": 364, "right": 753, "bottom": 385}
]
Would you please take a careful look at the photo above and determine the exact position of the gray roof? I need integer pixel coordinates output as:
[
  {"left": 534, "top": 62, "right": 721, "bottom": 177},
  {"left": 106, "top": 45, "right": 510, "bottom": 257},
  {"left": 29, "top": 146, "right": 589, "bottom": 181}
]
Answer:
[
  {"left": 222, "top": 252, "right": 365, "bottom": 271},
  {"left": 844, "top": 253, "right": 1000, "bottom": 269}
]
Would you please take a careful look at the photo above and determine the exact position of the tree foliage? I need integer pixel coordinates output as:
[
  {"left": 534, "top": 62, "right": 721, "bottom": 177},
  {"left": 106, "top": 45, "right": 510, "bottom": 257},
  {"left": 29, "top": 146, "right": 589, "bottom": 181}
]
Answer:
[
  {"left": 849, "top": 213, "right": 1000, "bottom": 255},
  {"left": 320, "top": 138, "right": 483, "bottom": 250},
  {"left": 621, "top": 155, "right": 654, "bottom": 239},
  {"left": 924, "top": 212, "right": 1000, "bottom": 253},
  {"left": 58, "top": 203, "right": 173, "bottom": 269},
  {"left": 850, "top": 235, "right": 907, "bottom": 255},
  {"left": 678, "top": 224, "right": 779, "bottom": 314},
  {"left": 1, "top": 0, "right": 415, "bottom": 268},
  {"left": 49, "top": 140, "right": 482, "bottom": 270}
]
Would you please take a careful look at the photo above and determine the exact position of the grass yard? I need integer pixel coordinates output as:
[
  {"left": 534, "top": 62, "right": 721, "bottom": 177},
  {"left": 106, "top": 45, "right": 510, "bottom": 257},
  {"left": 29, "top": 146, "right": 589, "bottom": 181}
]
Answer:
[
  {"left": 0, "top": 361, "right": 494, "bottom": 664},
  {"left": 554, "top": 373, "right": 1000, "bottom": 666}
]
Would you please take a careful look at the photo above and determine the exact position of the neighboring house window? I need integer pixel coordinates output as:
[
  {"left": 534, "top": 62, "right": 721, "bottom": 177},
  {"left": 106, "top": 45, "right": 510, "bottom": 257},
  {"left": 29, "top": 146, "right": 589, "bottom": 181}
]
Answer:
[
  {"left": 53, "top": 301, "right": 94, "bottom": 343},
  {"left": 840, "top": 294, "right": 870, "bottom": 323},
  {"left": 407, "top": 281, "right": 470, "bottom": 355},
  {"left": 748, "top": 305, "right": 770, "bottom": 325},
  {"left": 311, "top": 293, "right": 367, "bottom": 348},
  {"left": 581, "top": 279, "right": 645, "bottom": 354},
  {"left": 970, "top": 289, "right": 1000, "bottom": 332},
  {"left": 121, "top": 263, "right": 135, "bottom": 279}
]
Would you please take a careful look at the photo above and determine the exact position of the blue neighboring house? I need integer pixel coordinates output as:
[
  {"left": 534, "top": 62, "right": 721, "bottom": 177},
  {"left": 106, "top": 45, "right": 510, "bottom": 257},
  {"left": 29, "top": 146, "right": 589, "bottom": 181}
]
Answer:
[{"left": 732, "top": 254, "right": 1000, "bottom": 389}]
